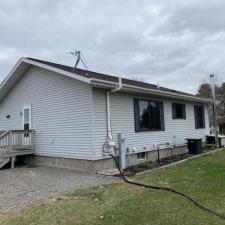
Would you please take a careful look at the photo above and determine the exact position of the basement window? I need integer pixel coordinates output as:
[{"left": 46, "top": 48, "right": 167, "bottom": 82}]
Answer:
[
  {"left": 134, "top": 99, "right": 165, "bottom": 132},
  {"left": 172, "top": 103, "right": 186, "bottom": 119},
  {"left": 137, "top": 152, "right": 146, "bottom": 160}
]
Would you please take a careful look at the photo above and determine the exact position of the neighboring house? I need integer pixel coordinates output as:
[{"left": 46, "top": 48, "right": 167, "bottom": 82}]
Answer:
[{"left": 0, "top": 58, "right": 210, "bottom": 172}]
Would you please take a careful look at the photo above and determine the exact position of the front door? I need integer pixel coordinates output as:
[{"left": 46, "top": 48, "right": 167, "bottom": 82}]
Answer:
[{"left": 22, "top": 106, "right": 31, "bottom": 145}]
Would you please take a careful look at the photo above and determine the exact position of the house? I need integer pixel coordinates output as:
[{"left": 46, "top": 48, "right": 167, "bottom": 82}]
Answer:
[{"left": 0, "top": 57, "right": 210, "bottom": 172}]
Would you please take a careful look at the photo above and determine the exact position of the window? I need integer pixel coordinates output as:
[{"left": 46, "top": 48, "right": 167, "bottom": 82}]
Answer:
[
  {"left": 23, "top": 106, "right": 31, "bottom": 130},
  {"left": 134, "top": 99, "right": 164, "bottom": 132},
  {"left": 23, "top": 108, "right": 30, "bottom": 129},
  {"left": 23, "top": 106, "right": 31, "bottom": 138},
  {"left": 172, "top": 103, "right": 186, "bottom": 119},
  {"left": 194, "top": 105, "right": 205, "bottom": 129},
  {"left": 137, "top": 152, "right": 146, "bottom": 160}
]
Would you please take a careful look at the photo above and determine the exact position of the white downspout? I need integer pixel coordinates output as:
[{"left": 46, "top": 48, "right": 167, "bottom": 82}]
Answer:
[
  {"left": 105, "top": 76, "right": 123, "bottom": 150},
  {"left": 111, "top": 76, "right": 122, "bottom": 93},
  {"left": 106, "top": 90, "right": 113, "bottom": 140}
]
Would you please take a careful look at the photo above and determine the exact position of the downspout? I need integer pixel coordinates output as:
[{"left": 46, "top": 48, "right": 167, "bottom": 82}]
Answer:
[
  {"left": 111, "top": 76, "right": 122, "bottom": 93},
  {"left": 106, "top": 90, "right": 113, "bottom": 140},
  {"left": 104, "top": 77, "right": 123, "bottom": 153}
]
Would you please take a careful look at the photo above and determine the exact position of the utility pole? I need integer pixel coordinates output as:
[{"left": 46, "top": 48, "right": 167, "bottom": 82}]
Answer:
[{"left": 210, "top": 74, "right": 219, "bottom": 147}]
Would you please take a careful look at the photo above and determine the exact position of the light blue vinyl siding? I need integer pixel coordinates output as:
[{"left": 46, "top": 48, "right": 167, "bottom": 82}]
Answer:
[
  {"left": 0, "top": 66, "right": 210, "bottom": 161},
  {"left": 0, "top": 66, "right": 93, "bottom": 160},
  {"left": 92, "top": 88, "right": 209, "bottom": 160}
]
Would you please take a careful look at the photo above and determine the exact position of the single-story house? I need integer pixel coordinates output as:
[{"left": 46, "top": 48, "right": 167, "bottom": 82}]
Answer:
[{"left": 0, "top": 57, "right": 210, "bottom": 172}]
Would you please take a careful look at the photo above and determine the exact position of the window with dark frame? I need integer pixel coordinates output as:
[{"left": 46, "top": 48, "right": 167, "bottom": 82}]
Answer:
[
  {"left": 137, "top": 152, "right": 146, "bottom": 160},
  {"left": 23, "top": 108, "right": 30, "bottom": 137},
  {"left": 172, "top": 103, "right": 186, "bottom": 119},
  {"left": 134, "top": 99, "right": 164, "bottom": 132},
  {"left": 194, "top": 105, "right": 205, "bottom": 129}
]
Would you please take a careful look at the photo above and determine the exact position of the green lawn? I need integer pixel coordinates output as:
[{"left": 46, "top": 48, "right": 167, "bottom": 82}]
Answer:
[{"left": 2, "top": 150, "right": 225, "bottom": 225}]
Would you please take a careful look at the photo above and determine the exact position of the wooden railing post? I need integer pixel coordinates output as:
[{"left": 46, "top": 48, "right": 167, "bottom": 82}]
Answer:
[
  {"left": 31, "top": 130, "right": 35, "bottom": 151},
  {"left": 0, "top": 129, "right": 35, "bottom": 152},
  {"left": 8, "top": 130, "right": 13, "bottom": 151}
]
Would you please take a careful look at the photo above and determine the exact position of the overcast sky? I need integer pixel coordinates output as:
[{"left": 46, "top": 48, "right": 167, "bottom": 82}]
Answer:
[{"left": 0, "top": 0, "right": 225, "bottom": 93}]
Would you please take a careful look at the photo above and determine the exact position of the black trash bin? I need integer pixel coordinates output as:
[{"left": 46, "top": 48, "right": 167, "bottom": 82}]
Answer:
[{"left": 186, "top": 138, "right": 202, "bottom": 154}]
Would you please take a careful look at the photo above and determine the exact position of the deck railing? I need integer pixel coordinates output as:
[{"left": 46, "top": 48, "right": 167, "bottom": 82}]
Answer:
[{"left": 0, "top": 130, "right": 35, "bottom": 152}]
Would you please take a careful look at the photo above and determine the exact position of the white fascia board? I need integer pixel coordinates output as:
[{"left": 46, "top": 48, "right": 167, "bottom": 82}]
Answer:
[
  {"left": 23, "top": 58, "right": 91, "bottom": 84},
  {"left": 0, "top": 57, "right": 25, "bottom": 89},
  {"left": 0, "top": 58, "right": 91, "bottom": 93},
  {"left": 90, "top": 78, "right": 210, "bottom": 104}
]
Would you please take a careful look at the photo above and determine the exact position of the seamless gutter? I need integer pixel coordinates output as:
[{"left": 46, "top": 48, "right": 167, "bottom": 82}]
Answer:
[{"left": 90, "top": 78, "right": 210, "bottom": 103}]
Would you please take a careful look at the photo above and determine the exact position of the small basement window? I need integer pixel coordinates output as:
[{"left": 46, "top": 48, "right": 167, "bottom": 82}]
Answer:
[
  {"left": 172, "top": 103, "right": 186, "bottom": 119},
  {"left": 137, "top": 152, "right": 146, "bottom": 160}
]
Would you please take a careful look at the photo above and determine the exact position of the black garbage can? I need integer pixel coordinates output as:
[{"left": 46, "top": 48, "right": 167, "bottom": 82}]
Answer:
[{"left": 186, "top": 138, "right": 202, "bottom": 154}]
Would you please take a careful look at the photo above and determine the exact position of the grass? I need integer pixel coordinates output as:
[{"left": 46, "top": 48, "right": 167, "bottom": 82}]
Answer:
[{"left": 1, "top": 149, "right": 225, "bottom": 225}]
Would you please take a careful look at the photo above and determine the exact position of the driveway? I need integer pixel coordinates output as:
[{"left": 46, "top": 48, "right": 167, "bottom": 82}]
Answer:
[{"left": 0, "top": 166, "right": 116, "bottom": 214}]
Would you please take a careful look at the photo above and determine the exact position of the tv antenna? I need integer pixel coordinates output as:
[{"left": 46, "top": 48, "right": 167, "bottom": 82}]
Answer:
[{"left": 68, "top": 49, "right": 88, "bottom": 72}]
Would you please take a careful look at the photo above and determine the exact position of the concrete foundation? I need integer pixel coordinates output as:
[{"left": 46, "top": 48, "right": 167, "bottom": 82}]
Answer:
[{"left": 24, "top": 145, "right": 188, "bottom": 173}]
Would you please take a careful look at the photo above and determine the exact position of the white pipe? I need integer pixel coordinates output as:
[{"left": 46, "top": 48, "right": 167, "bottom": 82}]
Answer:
[
  {"left": 111, "top": 76, "right": 122, "bottom": 92},
  {"left": 106, "top": 91, "right": 113, "bottom": 140},
  {"left": 106, "top": 76, "right": 123, "bottom": 141}
]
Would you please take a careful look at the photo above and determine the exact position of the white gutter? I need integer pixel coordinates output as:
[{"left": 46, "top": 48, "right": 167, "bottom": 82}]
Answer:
[{"left": 90, "top": 78, "right": 210, "bottom": 103}]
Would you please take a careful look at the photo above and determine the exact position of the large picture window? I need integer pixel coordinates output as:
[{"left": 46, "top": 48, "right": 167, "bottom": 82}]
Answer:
[
  {"left": 134, "top": 99, "right": 164, "bottom": 132},
  {"left": 172, "top": 103, "right": 186, "bottom": 119},
  {"left": 194, "top": 105, "right": 205, "bottom": 129}
]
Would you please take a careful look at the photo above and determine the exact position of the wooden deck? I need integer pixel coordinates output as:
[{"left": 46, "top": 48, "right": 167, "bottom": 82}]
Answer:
[{"left": 0, "top": 130, "right": 35, "bottom": 168}]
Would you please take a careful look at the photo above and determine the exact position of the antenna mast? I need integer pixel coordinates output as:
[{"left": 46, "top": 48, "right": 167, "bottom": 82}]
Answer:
[{"left": 68, "top": 49, "right": 88, "bottom": 72}]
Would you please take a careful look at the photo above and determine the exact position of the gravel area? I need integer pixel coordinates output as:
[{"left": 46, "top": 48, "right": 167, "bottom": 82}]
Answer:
[{"left": 0, "top": 166, "right": 116, "bottom": 214}]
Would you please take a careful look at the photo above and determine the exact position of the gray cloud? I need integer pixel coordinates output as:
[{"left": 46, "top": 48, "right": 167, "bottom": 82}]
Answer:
[{"left": 0, "top": 0, "right": 225, "bottom": 93}]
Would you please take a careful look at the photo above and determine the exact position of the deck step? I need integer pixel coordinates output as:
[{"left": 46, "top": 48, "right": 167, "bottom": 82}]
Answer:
[{"left": 0, "top": 157, "right": 10, "bottom": 169}]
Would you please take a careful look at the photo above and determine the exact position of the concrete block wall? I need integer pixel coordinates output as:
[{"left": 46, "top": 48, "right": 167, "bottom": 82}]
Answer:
[{"left": 24, "top": 145, "right": 188, "bottom": 173}]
